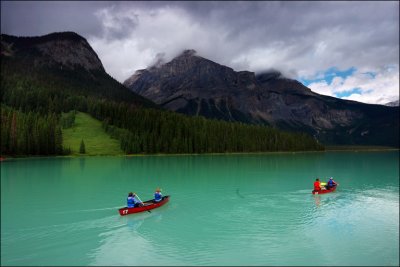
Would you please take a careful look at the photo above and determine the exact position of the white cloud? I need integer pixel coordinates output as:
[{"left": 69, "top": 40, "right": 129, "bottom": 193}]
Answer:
[
  {"left": 305, "top": 80, "right": 334, "bottom": 97},
  {"left": 87, "top": 2, "right": 400, "bottom": 105},
  {"left": 307, "top": 66, "right": 399, "bottom": 104},
  {"left": 87, "top": 2, "right": 399, "bottom": 106},
  {"left": 94, "top": 5, "right": 139, "bottom": 40},
  {"left": 90, "top": 6, "right": 230, "bottom": 80},
  {"left": 3, "top": 1, "right": 397, "bottom": 104}
]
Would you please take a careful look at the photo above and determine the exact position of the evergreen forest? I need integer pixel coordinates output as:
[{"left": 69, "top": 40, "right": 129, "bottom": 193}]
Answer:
[{"left": 0, "top": 44, "right": 324, "bottom": 156}]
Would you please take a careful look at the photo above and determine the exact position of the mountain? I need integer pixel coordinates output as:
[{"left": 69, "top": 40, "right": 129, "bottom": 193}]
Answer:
[
  {"left": 1, "top": 31, "right": 104, "bottom": 71},
  {"left": 385, "top": 100, "right": 399, "bottom": 107},
  {"left": 1, "top": 32, "right": 155, "bottom": 107},
  {"left": 124, "top": 50, "right": 399, "bottom": 147},
  {"left": 1, "top": 33, "right": 324, "bottom": 156}
]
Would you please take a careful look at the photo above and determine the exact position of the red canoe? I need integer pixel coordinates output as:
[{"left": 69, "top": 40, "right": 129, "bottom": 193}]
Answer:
[
  {"left": 312, "top": 186, "right": 337, "bottom": 195},
  {"left": 119, "top": 195, "right": 170, "bottom": 216}
]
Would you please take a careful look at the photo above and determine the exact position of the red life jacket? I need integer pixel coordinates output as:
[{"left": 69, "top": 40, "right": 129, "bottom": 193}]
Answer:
[{"left": 314, "top": 181, "right": 321, "bottom": 191}]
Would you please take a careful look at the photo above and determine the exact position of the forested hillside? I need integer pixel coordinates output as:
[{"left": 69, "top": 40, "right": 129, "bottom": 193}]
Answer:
[
  {"left": 1, "top": 105, "right": 62, "bottom": 155},
  {"left": 0, "top": 32, "right": 324, "bottom": 156}
]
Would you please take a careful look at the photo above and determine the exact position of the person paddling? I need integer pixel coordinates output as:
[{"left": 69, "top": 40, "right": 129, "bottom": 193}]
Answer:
[
  {"left": 313, "top": 178, "right": 324, "bottom": 192},
  {"left": 325, "top": 177, "right": 338, "bottom": 190},
  {"left": 154, "top": 188, "right": 163, "bottom": 203},
  {"left": 127, "top": 192, "right": 135, "bottom": 208},
  {"left": 127, "top": 192, "right": 144, "bottom": 208}
]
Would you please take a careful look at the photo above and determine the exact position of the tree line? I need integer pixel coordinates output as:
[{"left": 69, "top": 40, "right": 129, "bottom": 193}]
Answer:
[
  {"left": 1, "top": 57, "right": 324, "bottom": 156},
  {"left": 98, "top": 102, "right": 324, "bottom": 153},
  {"left": 1, "top": 105, "right": 63, "bottom": 155}
]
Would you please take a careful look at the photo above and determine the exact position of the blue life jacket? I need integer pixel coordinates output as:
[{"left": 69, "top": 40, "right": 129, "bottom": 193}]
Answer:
[
  {"left": 127, "top": 196, "right": 135, "bottom": 208},
  {"left": 154, "top": 192, "right": 162, "bottom": 202},
  {"left": 328, "top": 180, "right": 335, "bottom": 186}
]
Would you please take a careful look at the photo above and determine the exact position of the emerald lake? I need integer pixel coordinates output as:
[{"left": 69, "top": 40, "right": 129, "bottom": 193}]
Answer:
[{"left": 1, "top": 151, "right": 399, "bottom": 266}]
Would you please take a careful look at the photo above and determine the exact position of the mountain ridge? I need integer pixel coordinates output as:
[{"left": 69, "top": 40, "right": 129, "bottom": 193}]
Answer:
[
  {"left": 1, "top": 32, "right": 105, "bottom": 72},
  {"left": 1, "top": 32, "right": 325, "bottom": 156},
  {"left": 1, "top": 31, "right": 156, "bottom": 108},
  {"left": 124, "top": 49, "right": 399, "bottom": 147}
]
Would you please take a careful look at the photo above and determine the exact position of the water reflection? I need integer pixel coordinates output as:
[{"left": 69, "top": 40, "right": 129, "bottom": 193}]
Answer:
[
  {"left": 236, "top": 188, "right": 245, "bottom": 199},
  {"left": 79, "top": 157, "right": 85, "bottom": 171},
  {"left": 123, "top": 211, "right": 161, "bottom": 231},
  {"left": 313, "top": 195, "right": 321, "bottom": 207},
  {"left": 88, "top": 211, "right": 165, "bottom": 266}
]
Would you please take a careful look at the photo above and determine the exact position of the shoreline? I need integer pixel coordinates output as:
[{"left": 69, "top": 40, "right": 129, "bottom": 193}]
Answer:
[
  {"left": 1, "top": 146, "right": 398, "bottom": 160},
  {"left": 324, "top": 146, "right": 399, "bottom": 152}
]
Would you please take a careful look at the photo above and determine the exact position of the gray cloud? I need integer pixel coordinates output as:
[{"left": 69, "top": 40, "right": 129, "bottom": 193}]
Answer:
[
  {"left": 94, "top": 5, "right": 139, "bottom": 40},
  {"left": 1, "top": 1, "right": 398, "bottom": 103},
  {"left": 150, "top": 52, "right": 167, "bottom": 68},
  {"left": 1, "top": 1, "right": 107, "bottom": 38}
]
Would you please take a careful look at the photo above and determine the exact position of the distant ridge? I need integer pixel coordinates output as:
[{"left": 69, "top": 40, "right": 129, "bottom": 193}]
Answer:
[
  {"left": 385, "top": 100, "right": 399, "bottom": 107},
  {"left": 124, "top": 49, "right": 399, "bottom": 147}
]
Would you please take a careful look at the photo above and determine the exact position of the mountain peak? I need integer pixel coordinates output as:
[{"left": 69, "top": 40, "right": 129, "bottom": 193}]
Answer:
[
  {"left": 167, "top": 49, "right": 201, "bottom": 65},
  {"left": 179, "top": 49, "right": 197, "bottom": 57},
  {"left": 256, "top": 70, "right": 283, "bottom": 83},
  {"left": 1, "top": 31, "right": 86, "bottom": 48},
  {"left": 1, "top": 32, "right": 104, "bottom": 72},
  {"left": 123, "top": 50, "right": 399, "bottom": 147}
]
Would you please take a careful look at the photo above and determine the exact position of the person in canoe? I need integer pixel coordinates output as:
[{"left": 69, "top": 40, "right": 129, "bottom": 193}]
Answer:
[
  {"left": 325, "top": 177, "right": 338, "bottom": 189},
  {"left": 127, "top": 192, "right": 144, "bottom": 208},
  {"left": 154, "top": 188, "right": 163, "bottom": 203},
  {"left": 313, "top": 178, "right": 325, "bottom": 192}
]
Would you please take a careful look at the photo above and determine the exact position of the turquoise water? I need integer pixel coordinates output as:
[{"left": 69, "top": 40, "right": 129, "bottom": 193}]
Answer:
[{"left": 1, "top": 151, "right": 399, "bottom": 266}]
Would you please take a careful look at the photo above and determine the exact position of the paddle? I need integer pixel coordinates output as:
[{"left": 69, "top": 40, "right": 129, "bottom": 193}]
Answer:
[{"left": 135, "top": 194, "right": 151, "bottom": 213}]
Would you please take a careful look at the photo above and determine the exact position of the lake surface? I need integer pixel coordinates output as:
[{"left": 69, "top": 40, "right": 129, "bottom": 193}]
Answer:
[{"left": 1, "top": 151, "right": 399, "bottom": 266}]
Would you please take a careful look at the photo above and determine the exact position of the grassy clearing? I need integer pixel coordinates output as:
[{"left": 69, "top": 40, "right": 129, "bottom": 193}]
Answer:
[{"left": 62, "top": 112, "right": 124, "bottom": 156}]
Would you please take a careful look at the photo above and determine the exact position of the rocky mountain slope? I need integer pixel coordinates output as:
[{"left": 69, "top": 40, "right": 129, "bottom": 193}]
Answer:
[
  {"left": 2, "top": 32, "right": 104, "bottom": 71},
  {"left": 1, "top": 32, "right": 155, "bottom": 107},
  {"left": 124, "top": 50, "right": 399, "bottom": 147}
]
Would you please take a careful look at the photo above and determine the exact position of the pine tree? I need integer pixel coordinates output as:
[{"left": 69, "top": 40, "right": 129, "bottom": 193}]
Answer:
[{"left": 79, "top": 139, "right": 86, "bottom": 154}]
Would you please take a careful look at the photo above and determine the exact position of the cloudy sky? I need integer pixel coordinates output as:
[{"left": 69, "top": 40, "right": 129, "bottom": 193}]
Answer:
[{"left": 1, "top": 1, "right": 399, "bottom": 104}]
